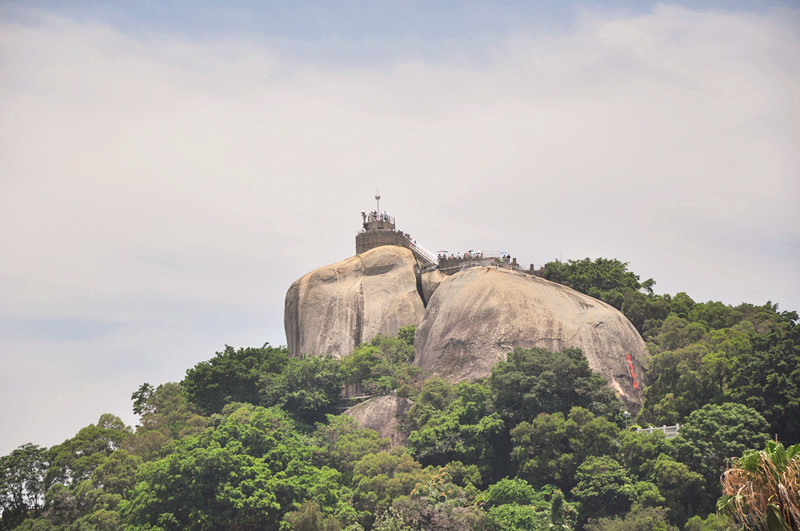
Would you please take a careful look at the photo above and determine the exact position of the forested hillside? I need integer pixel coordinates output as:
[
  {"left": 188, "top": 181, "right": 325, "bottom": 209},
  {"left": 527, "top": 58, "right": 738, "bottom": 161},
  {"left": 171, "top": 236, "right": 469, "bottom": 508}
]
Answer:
[{"left": 2, "top": 259, "right": 798, "bottom": 530}]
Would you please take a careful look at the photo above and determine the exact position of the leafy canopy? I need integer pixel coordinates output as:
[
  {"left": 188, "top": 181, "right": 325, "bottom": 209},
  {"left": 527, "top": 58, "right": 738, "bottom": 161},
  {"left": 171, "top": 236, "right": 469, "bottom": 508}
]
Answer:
[
  {"left": 407, "top": 382, "right": 505, "bottom": 479},
  {"left": 542, "top": 257, "right": 654, "bottom": 310},
  {"left": 120, "top": 404, "right": 351, "bottom": 530},
  {"left": 182, "top": 344, "right": 290, "bottom": 414},
  {"left": 489, "top": 347, "right": 622, "bottom": 427}
]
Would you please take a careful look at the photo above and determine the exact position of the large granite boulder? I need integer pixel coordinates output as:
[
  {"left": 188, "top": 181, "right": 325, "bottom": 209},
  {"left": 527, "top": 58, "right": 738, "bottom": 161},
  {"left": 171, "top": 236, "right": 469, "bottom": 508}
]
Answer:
[
  {"left": 346, "top": 395, "right": 413, "bottom": 447},
  {"left": 413, "top": 267, "right": 648, "bottom": 408},
  {"left": 420, "top": 269, "right": 446, "bottom": 304},
  {"left": 284, "top": 246, "right": 425, "bottom": 358}
]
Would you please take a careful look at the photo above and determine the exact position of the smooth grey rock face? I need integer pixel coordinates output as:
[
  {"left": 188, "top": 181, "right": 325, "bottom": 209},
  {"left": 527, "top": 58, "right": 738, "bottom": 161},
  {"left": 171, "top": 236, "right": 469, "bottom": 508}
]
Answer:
[
  {"left": 345, "top": 395, "right": 413, "bottom": 447},
  {"left": 284, "top": 246, "right": 425, "bottom": 358},
  {"left": 413, "top": 267, "right": 648, "bottom": 408}
]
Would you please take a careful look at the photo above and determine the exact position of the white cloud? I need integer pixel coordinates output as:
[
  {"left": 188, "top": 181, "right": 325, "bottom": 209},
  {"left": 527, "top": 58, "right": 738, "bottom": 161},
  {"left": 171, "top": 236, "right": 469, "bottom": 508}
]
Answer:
[{"left": 1, "top": 4, "right": 798, "bottom": 453}]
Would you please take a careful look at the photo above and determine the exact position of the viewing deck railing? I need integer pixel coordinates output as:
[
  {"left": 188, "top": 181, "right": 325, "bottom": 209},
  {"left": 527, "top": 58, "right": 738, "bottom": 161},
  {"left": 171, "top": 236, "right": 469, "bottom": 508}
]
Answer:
[
  {"left": 364, "top": 212, "right": 394, "bottom": 225},
  {"left": 438, "top": 259, "right": 532, "bottom": 276}
]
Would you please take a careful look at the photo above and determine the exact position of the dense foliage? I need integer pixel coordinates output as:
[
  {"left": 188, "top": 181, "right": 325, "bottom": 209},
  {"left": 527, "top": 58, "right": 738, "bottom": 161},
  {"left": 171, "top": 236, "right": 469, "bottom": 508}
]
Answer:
[
  {"left": 542, "top": 257, "right": 655, "bottom": 310},
  {"left": 489, "top": 347, "right": 622, "bottom": 426},
  {"left": 2, "top": 259, "right": 798, "bottom": 530}
]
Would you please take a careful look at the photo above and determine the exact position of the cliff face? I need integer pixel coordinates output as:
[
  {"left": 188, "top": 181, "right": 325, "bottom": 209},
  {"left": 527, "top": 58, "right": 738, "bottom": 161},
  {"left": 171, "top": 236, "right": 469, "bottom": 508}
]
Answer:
[
  {"left": 285, "top": 245, "right": 648, "bottom": 408},
  {"left": 413, "top": 267, "right": 648, "bottom": 408},
  {"left": 284, "top": 246, "right": 425, "bottom": 358}
]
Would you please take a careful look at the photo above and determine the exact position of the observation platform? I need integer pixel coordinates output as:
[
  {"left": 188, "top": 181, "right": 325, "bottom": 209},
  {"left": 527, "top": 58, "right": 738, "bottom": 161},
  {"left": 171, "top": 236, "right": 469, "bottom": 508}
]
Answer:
[
  {"left": 356, "top": 210, "right": 438, "bottom": 269},
  {"left": 355, "top": 192, "right": 541, "bottom": 276}
]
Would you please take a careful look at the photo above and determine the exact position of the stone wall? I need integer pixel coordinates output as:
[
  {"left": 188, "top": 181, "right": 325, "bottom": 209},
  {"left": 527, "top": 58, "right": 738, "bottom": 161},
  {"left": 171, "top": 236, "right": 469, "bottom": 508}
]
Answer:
[{"left": 355, "top": 230, "right": 407, "bottom": 254}]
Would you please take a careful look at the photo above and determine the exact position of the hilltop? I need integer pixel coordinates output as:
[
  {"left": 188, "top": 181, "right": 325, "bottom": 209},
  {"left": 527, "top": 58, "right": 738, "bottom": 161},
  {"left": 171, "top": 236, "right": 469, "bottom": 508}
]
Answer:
[{"left": 285, "top": 205, "right": 648, "bottom": 410}]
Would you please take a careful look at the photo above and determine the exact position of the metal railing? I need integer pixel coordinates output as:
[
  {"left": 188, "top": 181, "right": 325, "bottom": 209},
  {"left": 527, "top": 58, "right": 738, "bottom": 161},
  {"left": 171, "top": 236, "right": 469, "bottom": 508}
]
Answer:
[
  {"left": 635, "top": 424, "right": 681, "bottom": 439},
  {"left": 407, "top": 240, "right": 438, "bottom": 266},
  {"left": 437, "top": 258, "right": 530, "bottom": 275},
  {"left": 364, "top": 212, "right": 394, "bottom": 225},
  {"left": 439, "top": 251, "right": 508, "bottom": 259}
]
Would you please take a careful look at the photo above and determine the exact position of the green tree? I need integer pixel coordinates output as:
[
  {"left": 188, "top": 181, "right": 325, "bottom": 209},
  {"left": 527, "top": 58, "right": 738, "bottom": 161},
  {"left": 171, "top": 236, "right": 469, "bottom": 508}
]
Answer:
[
  {"left": 20, "top": 415, "right": 138, "bottom": 530},
  {"left": 651, "top": 454, "right": 704, "bottom": 526},
  {"left": 340, "top": 334, "right": 421, "bottom": 397},
  {"left": 0, "top": 444, "right": 49, "bottom": 529},
  {"left": 479, "top": 477, "right": 539, "bottom": 507},
  {"left": 182, "top": 344, "right": 290, "bottom": 414},
  {"left": 641, "top": 343, "right": 715, "bottom": 425},
  {"left": 312, "top": 415, "right": 390, "bottom": 479},
  {"left": 615, "top": 429, "right": 671, "bottom": 481},
  {"left": 683, "top": 513, "right": 730, "bottom": 530},
  {"left": 281, "top": 500, "right": 342, "bottom": 531},
  {"left": 90, "top": 449, "right": 141, "bottom": 498},
  {"left": 350, "top": 449, "right": 434, "bottom": 527},
  {"left": 511, "top": 407, "right": 619, "bottom": 492},
  {"left": 437, "top": 461, "right": 482, "bottom": 491},
  {"left": 542, "top": 258, "right": 653, "bottom": 309},
  {"left": 728, "top": 319, "right": 800, "bottom": 442},
  {"left": 268, "top": 356, "right": 343, "bottom": 425},
  {"left": 42, "top": 449, "right": 141, "bottom": 529},
  {"left": 407, "top": 382, "right": 505, "bottom": 478},
  {"left": 584, "top": 504, "right": 678, "bottom": 531},
  {"left": 182, "top": 344, "right": 343, "bottom": 425},
  {"left": 653, "top": 314, "right": 707, "bottom": 352},
  {"left": 120, "top": 404, "right": 351, "bottom": 530},
  {"left": 489, "top": 347, "right": 622, "bottom": 428},
  {"left": 45, "top": 414, "right": 132, "bottom": 488},
  {"left": 632, "top": 481, "right": 666, "bottom": 509},
  {"left": 642, "top": 305, "right": 799, "bottom": 441},
  {"left": 403, "top": 378, "right": 459, "bottom": 433},
  {"left": 388, "top": 473, "right": 487, "bottom": 531},
  {"left": 669, "top": 292, "right": 696, "bottom": 319},
  {"left": 688, "top": 301, "right": 736, "bottom": 330},
  {"left": 479, "top": 480, "right": 577, "bottom": 530},
  {"left": 701, "top": 325, "right": 753, "bottom": 397},
  {"left": 123, "top": 382, "right": 209, "bottom": 461},
  {"left": 372, "top": 508, "right": 415, "bottom": 531},
  {"left": 130, "top": 383, "right": 155, "bottom": 416},
  {"left": 397, "top": 325, "right": 417, "bottom": 348},
  {"left": 622, "top": 291, "right": 670, "bottom": 337},
  {"left": 370, "top": 334, "right": 416, "bottom": 365},
  {"left": 672, "top": 403, "right": 770, "bottom": 514},
  {"left": 641, "top": 322, "right": 755, "bottom": 426},
  {"left": 571, "top": 456, "right": 636, "bottom": 524},
  {"left": 730, "top": 302, "right": 788, "bottom": 332},
  {"left": 12, "top": 517, "right": 58, "bottom": 530},
  {"left": 485, "top": 504, "right": 549, "bottom": 530}
]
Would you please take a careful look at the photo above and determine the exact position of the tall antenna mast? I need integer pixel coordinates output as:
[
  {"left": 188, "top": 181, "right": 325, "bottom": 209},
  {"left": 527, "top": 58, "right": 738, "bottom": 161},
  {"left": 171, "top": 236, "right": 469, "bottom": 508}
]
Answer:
[{"left": 375, "top": 189, "right": 381, "bottom": 213}]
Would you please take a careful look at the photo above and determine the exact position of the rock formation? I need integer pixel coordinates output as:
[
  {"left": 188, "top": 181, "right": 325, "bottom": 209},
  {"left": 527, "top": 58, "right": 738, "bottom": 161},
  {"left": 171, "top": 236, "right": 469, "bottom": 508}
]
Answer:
[
  {"left": 420, "top": 269, "right": 446, "bottom": 304},
  {"left": 284, "top": 246, "right": 425, "bottom": 358},
  {"left": 413, "top": 267, "right": 648, "bottom": 408},
  {"left": 346, "top": 395, "right": 413, "bottom": 446},
  {"left": 285, "top": 244, "right": 649, "bottom": 409}
]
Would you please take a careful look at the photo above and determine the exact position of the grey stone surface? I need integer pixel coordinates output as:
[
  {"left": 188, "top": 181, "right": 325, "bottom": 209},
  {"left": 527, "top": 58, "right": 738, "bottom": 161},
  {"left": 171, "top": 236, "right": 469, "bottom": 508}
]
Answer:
[
  {"left": 413, "top": 267, "right": 648, "bottom": 409},
  {"left": 345, "top": 395, "right": 413, "bottom": 447},
  {"left": 420, "top": 269, "right": 446, "bottom": 304},
  {"left": 284, "top": 246, "right": 425, "bottom": 358}
]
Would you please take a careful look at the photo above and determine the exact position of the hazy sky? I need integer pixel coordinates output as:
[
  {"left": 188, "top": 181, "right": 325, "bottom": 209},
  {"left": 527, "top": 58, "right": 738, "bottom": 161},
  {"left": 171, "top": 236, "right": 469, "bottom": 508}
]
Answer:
[{"left": 1, "top": 0, "right": 798, "bottom": 455}]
